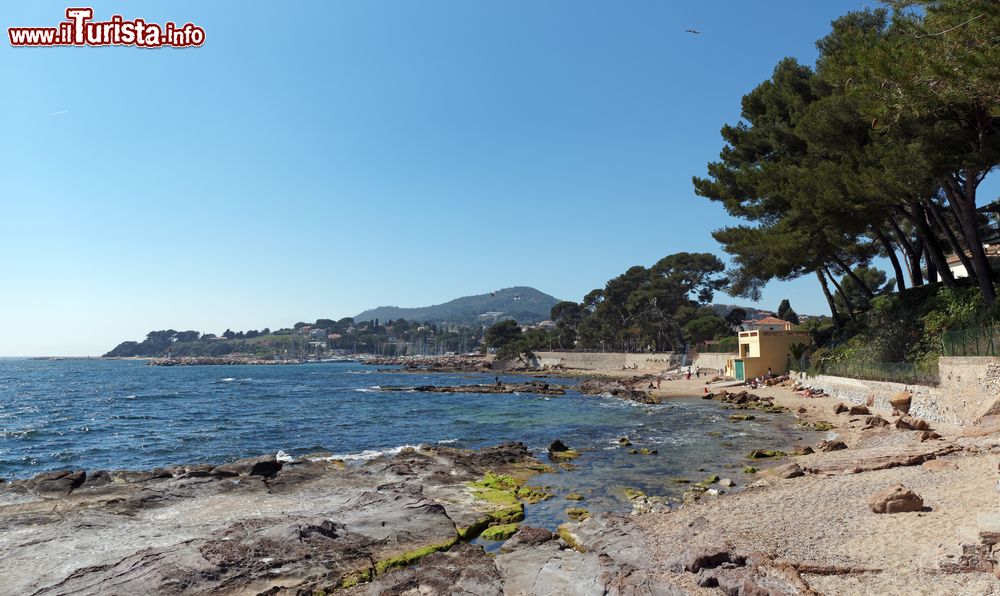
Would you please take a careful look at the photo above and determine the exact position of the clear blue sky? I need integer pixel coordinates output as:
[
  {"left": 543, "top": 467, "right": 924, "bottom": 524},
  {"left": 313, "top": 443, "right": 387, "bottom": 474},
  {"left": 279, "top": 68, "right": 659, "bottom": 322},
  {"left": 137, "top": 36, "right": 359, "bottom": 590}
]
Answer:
[{"left": 1, "top": 0, "right": 956, "bottom": 356}]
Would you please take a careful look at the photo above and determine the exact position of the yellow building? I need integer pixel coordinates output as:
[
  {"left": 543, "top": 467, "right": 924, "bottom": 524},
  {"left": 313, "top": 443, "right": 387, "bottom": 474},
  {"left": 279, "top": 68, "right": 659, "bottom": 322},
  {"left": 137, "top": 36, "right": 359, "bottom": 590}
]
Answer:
[{"left": 725, "top": 329, "right": 812, "bottom": 381}]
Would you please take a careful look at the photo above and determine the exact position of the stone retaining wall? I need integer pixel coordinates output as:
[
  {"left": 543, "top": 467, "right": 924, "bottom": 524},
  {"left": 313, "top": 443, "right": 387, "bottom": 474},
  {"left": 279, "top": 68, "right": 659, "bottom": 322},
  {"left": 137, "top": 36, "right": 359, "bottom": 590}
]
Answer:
[
  {"left": 530, "top": 351, "right": 680, "bottom": 372},
  {"left": 806, "top": 356, "right": 1000, "bottom": 426}
]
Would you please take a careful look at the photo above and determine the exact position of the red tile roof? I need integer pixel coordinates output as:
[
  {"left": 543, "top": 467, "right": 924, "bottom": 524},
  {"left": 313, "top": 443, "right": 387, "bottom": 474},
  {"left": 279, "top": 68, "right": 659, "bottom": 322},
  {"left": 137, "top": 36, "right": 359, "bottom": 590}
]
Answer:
[{"left": 752, "top": 316, "right": 790, "bottom": 325}]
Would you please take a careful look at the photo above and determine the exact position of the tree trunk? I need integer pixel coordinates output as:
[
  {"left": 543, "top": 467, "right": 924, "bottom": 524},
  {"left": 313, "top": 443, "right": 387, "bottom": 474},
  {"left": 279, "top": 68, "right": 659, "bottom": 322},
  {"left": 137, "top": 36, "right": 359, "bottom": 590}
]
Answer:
[
  {"left": 825, "top": 266, "right": 857, "bottom": 322},
  {"left": 830, "top": 255, "right": 875, "bottom": 299},
  {"left": 912, "top": 239, "right": 926, "bottom": 287},
  {"left": 873, "top": 226, "right": 906, "bottom": 291},
  {"left": 816, "top": 269, "right": 842, "bottom": 327},
  {"left": 927, "top": 198, "right": 975, "bottom": 280},
  {"left": 889, "top": 217, "right": 924, "bottom": 287},
  {"left": 945, "top": 172, "right": 995, "bottom": 304},
  {"left": 906, "top": 200, "right": 956, "bottom": 286}
]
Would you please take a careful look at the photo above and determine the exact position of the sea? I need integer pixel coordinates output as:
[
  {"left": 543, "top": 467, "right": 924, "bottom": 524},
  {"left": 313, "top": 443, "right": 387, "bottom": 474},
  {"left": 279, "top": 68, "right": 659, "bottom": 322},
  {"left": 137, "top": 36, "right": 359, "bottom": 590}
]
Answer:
[{"left": 0, "top": 358, "right": 820, "bottom": 528}]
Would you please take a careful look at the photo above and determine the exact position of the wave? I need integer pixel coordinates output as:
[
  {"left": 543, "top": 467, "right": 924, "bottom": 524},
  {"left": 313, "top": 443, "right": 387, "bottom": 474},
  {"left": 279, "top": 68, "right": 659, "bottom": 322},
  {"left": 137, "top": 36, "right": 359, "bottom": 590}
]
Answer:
[
  {"left": 436, "top": 438, "right": 459, "bottom": 445},
  {"left": 0, "top": 429, "right": 37, "bottom": 439},
  {"left": 354, "top": 386, "right": 381, "bottom": 393},
  {"left": 311, "top": 444, "right": 421, "bottom": 463}
]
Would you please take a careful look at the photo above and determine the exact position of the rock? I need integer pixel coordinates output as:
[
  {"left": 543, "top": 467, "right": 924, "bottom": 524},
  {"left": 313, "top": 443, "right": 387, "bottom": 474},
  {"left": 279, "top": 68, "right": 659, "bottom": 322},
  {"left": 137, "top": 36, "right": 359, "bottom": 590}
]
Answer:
[
  {"left": 798, "top": 406, "right": 807, "bottom": 413},
  {"left": 896, "top": 416, "right": 930, "bottom": 431},
  {"left": 577, "top": 379, "right": 656, "bottom": 404},
  {"left": 33, "top": 470, "right": 86, "bottom": 495},
  {"left": 890, "top": 391, "right": 913, "bottom": 414},
  {"left": 864, "top": 415, "right": 890, "bottom": 429},
  {"left": 179, "top": 464, "right": 216, "bottom": 478},
  {"left": 666, "top": 544, "right": 737, "bottom": 573},
  {"left": 460, "top": 441, "right": 533, "bottom": 469},
  {"left": 498, "top": 514, "right": 666, "bottom": 595},
  {"left": 801, "top": 440, "right": 960, "bottom": 475},
  {"left": 816, "top": 440, "right": 848, "bottom": 452},
  {"left": 501, "top": 526, "right": 553, "bottom": 551},
  {"left": 922, "top": 459, "right": 957, "bottom": 472},
  {"left": 548, "top": 439, "right": 569, "bottom": 453},
  {"left": 80, "top": 470, "right": 112, "bottom": 489},
  {"left": 364, "top": 544, "right": 504, "bottom": 595},
  {"left": 212, "top": 454, "right": 281, "bottom": 477},
  {"left": 848, "top": 405, "right": 870, "bottom": 415},
  {"left": 480, "top": 523, "right": 520, "bottom": 541},
  {"left": 697, "top": 552, "right": 818, "bottom": 596},
  {"left": 792, "top": 446, "right": 815, "bottom": 456},
  {"left": 618, "top": 437, "right": 632, "bottom": 447},
  {"left": 834, "top": 403, "right": 849, "bottom": 415},
  {"left": 978, "top": 513, "right": 1000, "bottom": 546},
  {"left": 565, "top": 492, "right": 584, "bottom": 501},
  {"left": 868, "top": 484, "right": 924, "bottom": 513},
  {"left": 769, "top": 463, "right": 804, "bottom": 479},
  {"left": 747, "top": 449, "right": 786, "bottom": 459},
  {"left": 404, "top": 382, "right": 566, "bottom": 396},
  {"left": 565, "top": 507, "right": 590, "bottom": 521},
  {"left": 920, "top": 431, "right": 943, "bottom": 441},
  {"left": 719, "top": 478, "right": 736, "bottom": 487}
]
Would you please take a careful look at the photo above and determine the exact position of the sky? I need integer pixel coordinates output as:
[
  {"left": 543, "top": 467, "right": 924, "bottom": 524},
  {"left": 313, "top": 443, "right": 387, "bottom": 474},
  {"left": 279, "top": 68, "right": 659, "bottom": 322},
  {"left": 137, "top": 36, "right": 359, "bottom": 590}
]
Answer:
[{"left": 0, "top": 0, "right": 969, "bottom": 356}]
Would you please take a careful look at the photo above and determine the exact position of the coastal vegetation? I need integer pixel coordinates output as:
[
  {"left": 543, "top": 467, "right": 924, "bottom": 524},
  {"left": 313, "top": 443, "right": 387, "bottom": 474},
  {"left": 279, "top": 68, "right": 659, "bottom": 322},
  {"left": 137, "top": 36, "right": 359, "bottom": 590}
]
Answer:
[
  {"left": 691, "top": 1, "right": 1000, "bottom": 376},
  {"left": 485, "top": 252, "right": 735, "bottom": 358},
  {"left": 104, "top": 317, "right": 487, "bottom": 358}
]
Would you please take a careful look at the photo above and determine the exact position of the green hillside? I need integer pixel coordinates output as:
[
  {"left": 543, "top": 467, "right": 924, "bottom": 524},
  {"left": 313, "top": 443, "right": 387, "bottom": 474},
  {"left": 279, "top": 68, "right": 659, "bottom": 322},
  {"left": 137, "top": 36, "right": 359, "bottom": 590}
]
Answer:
[{"left": 355, "top": 286, "right": 560, "bottom": 325}]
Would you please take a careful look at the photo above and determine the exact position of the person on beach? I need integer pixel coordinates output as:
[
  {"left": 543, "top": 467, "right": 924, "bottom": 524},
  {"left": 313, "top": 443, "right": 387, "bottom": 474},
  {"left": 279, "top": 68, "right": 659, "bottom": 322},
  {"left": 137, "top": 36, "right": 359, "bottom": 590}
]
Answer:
[{"left": 656, "top": 378, "right": 661, "bottom": 389}]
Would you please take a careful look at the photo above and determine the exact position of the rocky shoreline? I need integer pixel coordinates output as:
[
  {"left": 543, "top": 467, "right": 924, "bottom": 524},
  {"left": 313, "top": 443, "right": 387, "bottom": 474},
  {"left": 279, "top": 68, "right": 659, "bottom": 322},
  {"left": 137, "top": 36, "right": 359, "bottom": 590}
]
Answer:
[
  {"left": 380, "top": 381, "right": 568, "bottom": 396},
  {"left": 147, "top": 356, "right": 304, "bottom": 366},
  {"left": 360, "top": 354, "right": 494, "bottom": 373},
  {"left": 0, "top": 442, "right": 683, "bottom": 595},
  {"left": 6, "top": 373, "right": 1000, "bottom": 594}
]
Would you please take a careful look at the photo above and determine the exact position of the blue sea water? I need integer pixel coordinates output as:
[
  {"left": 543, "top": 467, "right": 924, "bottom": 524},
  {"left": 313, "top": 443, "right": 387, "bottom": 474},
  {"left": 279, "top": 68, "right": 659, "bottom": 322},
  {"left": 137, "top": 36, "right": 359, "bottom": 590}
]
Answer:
[{"left": 0, "top": 358, "right": 820, "bottom": 524}]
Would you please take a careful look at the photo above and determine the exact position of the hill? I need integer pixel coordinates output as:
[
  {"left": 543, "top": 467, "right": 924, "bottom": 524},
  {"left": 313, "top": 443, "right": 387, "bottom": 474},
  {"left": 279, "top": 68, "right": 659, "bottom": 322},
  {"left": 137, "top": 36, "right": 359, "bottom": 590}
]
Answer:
[
  {"left": 708, "top": 304, "right": 777, "bottom": 322},
  {"left": 355, "top": 287, "right": 561, "bottom": 326}
]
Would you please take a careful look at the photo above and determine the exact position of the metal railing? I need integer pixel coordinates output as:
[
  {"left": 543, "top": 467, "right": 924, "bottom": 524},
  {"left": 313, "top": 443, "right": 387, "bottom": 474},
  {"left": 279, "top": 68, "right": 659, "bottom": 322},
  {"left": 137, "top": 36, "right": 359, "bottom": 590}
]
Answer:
[
  {"left": 941, "top": 325, "right": 1000, "bottom": 357},
  {"left": 813, "top": 360, "right": 939, "bottom": 385}
]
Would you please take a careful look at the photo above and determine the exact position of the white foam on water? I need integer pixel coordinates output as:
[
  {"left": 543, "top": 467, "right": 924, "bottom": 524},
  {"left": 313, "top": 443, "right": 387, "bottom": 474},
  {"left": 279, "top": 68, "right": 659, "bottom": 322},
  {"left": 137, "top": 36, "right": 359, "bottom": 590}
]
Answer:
[
  {"left": 437, "top": 438, "right": 459, "bottom": 445},
  {"left": 275, "top": 450, "right": 294, "bottom": 463},
  {"left": 314, "top": 444, "right": 422, "bottom": 462}
]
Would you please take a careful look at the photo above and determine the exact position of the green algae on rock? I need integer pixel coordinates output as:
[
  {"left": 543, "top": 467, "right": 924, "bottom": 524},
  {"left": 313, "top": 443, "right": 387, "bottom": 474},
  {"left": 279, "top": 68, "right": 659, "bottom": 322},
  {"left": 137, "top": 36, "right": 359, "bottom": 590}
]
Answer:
[{"left": 480, "top": 522, "right": 520, "bottom": 541}]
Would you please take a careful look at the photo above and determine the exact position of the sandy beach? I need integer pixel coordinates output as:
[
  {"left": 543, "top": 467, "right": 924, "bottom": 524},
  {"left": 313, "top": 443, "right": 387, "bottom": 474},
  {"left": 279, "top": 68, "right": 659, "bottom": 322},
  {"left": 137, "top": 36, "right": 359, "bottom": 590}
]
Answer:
[
  {"left": 637, "top": 378, "right": 1000, "bottom": 594},
  {"left": 514, "top": 360, "right": 1000, "bottom": 593}
]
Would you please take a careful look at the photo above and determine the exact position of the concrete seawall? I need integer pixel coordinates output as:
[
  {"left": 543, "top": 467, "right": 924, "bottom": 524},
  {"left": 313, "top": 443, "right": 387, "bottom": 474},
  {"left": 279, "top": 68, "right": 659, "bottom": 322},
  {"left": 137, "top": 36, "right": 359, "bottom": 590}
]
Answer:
[
  {"left": 692, "top": 352, "right": 736, "bottom": 372},
  {"left": 805, "top": 356, "right": 1000, "bottom": 426}
]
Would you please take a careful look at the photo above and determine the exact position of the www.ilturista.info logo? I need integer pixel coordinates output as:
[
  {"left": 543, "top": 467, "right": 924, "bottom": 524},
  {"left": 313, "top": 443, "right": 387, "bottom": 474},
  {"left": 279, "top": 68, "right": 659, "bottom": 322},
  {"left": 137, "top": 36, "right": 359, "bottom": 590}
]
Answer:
[{"left": 8, "top": 8, "right": 205, "bottom": 48}]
